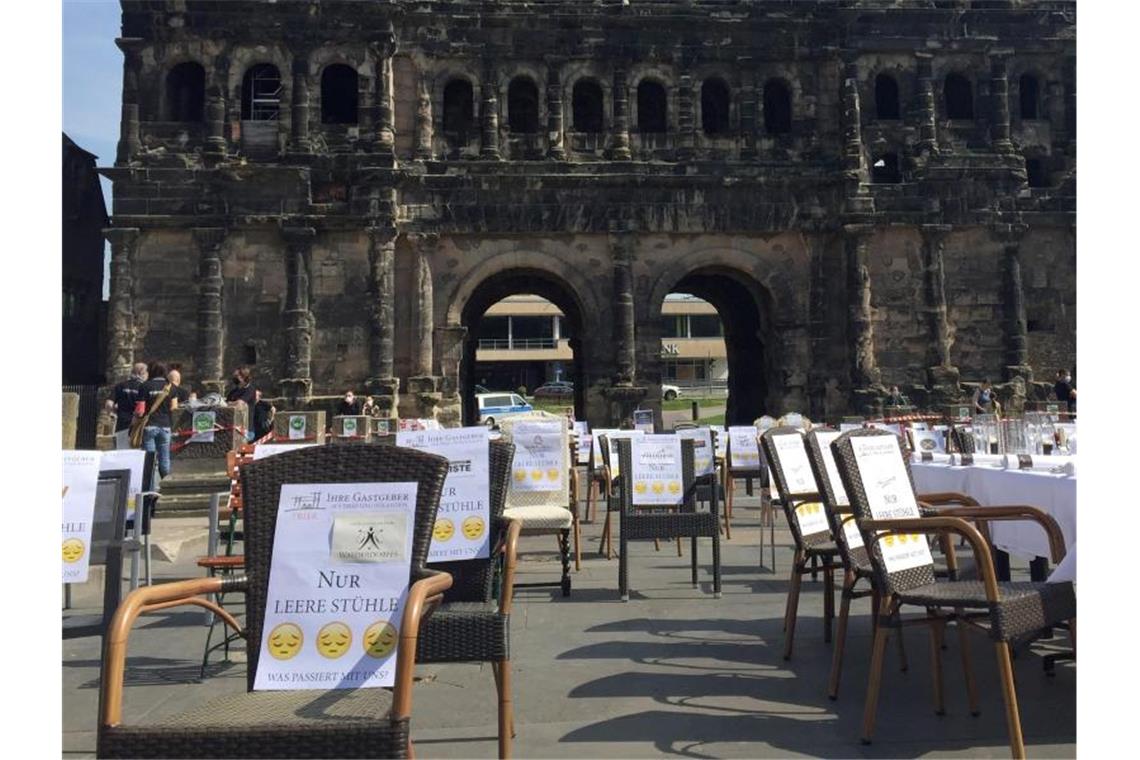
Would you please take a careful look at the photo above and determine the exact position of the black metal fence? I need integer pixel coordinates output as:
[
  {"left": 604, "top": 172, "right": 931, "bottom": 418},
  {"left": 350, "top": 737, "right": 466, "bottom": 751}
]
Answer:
[{"left": 62, "top": 384, "right": 99, "bottom": 449}]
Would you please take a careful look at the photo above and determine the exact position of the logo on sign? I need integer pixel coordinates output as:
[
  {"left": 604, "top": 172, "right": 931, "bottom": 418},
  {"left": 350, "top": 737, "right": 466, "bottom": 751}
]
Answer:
[
  {"left": 290, "top": 416, "right": 306, "bottom": 431},
  {"left": 193, "top": 413, "right": 213, "bottom": 433},
  {"left": 285, "top": 491, "right": 324, "bottom": 513}
]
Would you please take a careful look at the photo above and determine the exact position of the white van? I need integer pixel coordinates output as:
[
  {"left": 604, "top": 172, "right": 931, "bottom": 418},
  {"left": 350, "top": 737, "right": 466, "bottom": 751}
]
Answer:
[{"left": 476, "top": 392, "right": 534, "bottom": 426}]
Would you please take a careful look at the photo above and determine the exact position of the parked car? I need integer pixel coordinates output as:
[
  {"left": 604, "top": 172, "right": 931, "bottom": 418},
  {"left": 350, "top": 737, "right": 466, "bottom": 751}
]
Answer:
[
  {"left": 476, "top": 392, "right": 534, "bottom": 427},
  {"left": 533, "top": 381, "right": 575, "bottom": 399},
  {"left": 662, "top": 384, "right": 681, "bottom": 401},
  {"left": 474, "top": 384, "right": 491, "bottom": 394}
]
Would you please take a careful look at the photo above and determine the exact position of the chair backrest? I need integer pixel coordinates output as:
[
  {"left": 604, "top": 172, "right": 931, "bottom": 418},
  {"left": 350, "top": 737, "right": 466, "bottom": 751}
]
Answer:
[
  {"left": 830, "top": 429, "right": 936, "bottom": 596},
  {"left": 614, "top": 436, "right": 697, "bottom": 516},
  {"left": 499, "top": 412, "right": 571, "bottom": 511},
  {"left": 760, "top": 427, "right": 833, "bottom": 550},
  {"left": 598, "top": 429, "right": 645, "bottom": 482},
  {"left": 240, "top": 444, "right": 450, "bottom": 691},
  {"left": 950, "top": 425, "right": 975, "bottom": 454},
  {"left": 726, "top": 425, "right": 764, "bottom": 476},
  {"left": 67, "top": 470, "right": 130, "bottom": 638},
  {"left": 804, "top": 429, "right": 869, "bottom": 570},
  {"left": 427, "top": 439, "right": 515, "bottom": 604}
]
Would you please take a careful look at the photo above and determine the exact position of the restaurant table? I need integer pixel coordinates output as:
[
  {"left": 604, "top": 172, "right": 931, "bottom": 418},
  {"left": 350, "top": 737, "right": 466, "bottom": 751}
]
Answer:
[{"left": 911, "top": 460, "right": 1076, "bottom": 582}]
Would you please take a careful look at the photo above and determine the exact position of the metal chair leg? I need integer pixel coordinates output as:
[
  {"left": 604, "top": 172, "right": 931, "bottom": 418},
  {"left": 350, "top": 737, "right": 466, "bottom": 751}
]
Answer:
[{"left": 930, "top": 620, "right": 946, "bottom": 715}]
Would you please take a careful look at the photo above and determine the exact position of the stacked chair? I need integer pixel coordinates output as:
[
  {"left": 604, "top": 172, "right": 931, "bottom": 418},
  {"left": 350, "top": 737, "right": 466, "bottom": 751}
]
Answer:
[
  {"left": 831, "top": 428, "right": 1075, "bottom": 759},
  {"left": 97, "top": 444, "right": 453, "bottom": 759}
]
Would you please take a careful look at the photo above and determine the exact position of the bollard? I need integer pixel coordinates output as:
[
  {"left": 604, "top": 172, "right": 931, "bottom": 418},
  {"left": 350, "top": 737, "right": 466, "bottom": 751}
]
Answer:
[{"left": 691, "top": 401, "right": 700, "bottom": 421}]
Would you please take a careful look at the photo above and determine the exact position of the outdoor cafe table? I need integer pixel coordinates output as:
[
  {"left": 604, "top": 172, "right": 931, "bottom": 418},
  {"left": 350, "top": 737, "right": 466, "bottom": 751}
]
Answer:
[{"left": 910, "top": 460, "right": 1076, "bottom": 582}]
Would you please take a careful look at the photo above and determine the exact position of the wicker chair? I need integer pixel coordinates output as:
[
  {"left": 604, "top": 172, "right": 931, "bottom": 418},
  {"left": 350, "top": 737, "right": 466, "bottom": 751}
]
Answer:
[
  {"left": 97, "top": 444, "right": 453, "bottom": 759},
  {"left": 831, "top": 429, "right": 1075, "bottom": 759},
  {"left": 612, "top": 436, "right": 722, "bottom": 601},
  {"left": 418, "top": 439, "right": 520, "bottom": 759},
  {"left": 758, "top": 427, "right": 841, "bottom": 660},
  {"left": 596, "top": 430, "right": 645, "bottom": 559},
  {"left": 498, "top": 413, "right": 576, "bottom": 597}
]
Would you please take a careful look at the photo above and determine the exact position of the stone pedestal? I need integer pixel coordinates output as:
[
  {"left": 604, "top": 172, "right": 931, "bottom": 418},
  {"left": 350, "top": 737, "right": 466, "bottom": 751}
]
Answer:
[
  {"left": 603, "top": 385, "right": 648, "bottom": 426},
  {"left": 367, "top": 376, "right": 400, "bottom": 428},
  {"left": 172, "top": 405, "right": 249, "bottom": 460},
  {"left": 273, "top": 410, "right": 327, "bottom": 444},
  {"left": 63, "top": 393, "right": 79, "bottom": 449},
  {"left": 331, "top": 415, "right": 371, "bottom": 443},
  {"left": 403, "top": 376, "right": 442, "bottom": 422}
]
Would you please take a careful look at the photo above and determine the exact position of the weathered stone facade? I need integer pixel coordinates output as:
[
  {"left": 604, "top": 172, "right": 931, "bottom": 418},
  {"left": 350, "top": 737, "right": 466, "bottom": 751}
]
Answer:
[{"left": 103, "top": 0, "right": 1076, "bottom": 426}]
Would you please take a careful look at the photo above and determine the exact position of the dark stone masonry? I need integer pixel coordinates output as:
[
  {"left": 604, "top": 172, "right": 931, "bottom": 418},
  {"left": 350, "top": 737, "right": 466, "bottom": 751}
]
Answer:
[{"left": 102, "top": 0, "right": 1076, "bottom": 426}]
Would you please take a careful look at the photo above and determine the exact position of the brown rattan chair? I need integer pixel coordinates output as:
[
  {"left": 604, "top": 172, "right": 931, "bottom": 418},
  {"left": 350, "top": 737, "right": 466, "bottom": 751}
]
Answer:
[
  {"left": 758, "top": 427, "right": 840, "bottom": 660},
  {"left": 831, "top": 428, "right": 1076, "bottom": 759},
  {"left": 418, "top": 439, "right": 521, "bottom": 759},
  {"left": 97, "top": 444, "right": 454, "bottom": 759},
  {"left": 612, "top": 436, "right": 722, "bottom": 601}
]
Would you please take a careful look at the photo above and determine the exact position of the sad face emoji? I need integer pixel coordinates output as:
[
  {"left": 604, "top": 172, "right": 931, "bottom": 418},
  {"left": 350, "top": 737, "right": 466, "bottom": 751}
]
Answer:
[
  {"left": 62, "top": 538, "right": 85, "bottom": 564},
  {"left": 461, "top": 516, "right": 486, "bottom": 540},
  {"left": 316, "top": 621, "right": 352, "bottom": 659},
  {"left": 433, "top": 518, "right": 455, "bottom": 542},
  {"left": 546, "top": 468, "right": 560, "bottom": 481},
  {"left": 513, "top": 469, "right": 526, "bottom": 483},
  {"left": 651, "top": 481, "right": 665, "bottom": 495},
  {"left": 266, "top": 622, "right": 303, "bottom": 660},
  {"left": 530, "top": 469, "right": 544, "bottom": 482},
  {"left": 363, "top": 621, "right": 398, "bottom": 659},
  {"left": 667, "top": 481, "right": 681, "bottom": 495},
  {"left": 634, "top": 481, "right": 648, "bottom": 495}
]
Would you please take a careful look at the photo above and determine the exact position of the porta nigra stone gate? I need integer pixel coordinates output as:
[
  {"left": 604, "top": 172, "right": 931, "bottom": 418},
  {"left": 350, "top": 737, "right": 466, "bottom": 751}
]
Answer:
[{"left": 103, "top": 0, "right": 1076, "bottom": 427}]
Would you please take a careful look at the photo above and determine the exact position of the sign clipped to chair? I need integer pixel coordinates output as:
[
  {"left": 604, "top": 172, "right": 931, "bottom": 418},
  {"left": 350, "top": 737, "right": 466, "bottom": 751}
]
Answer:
[
  {"left": 771, "top": 432, "right": 831, "bottom": 536},
  {"left": 62, "top": 450, "right": 102, "bottom": 583},
  {"left": 811, "top": 431, "right": 864, "bottom": 550},
  {"left": 254, "top": 481, "right": 417, "bottom": 690},
  {"left": 630, "top": 435, "right": 684, "bottom": 506},
  {"left": 510, "top": 422, "right": 564, "bottom": 491},
  {"left": 728, "top": 426, "right": 761, "bottom": 469},
  {"left": 850, "top": 435, "right": 933, "bottom": 573},
  {"left": 676, "top": 427, "right": 715, "bottom": 477},
  {"left": 397, "top": 426, "right": 491, "bottom": 561}
]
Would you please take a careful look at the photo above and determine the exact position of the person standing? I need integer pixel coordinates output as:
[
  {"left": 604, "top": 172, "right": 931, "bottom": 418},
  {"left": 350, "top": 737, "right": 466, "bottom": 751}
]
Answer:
[
  {"left": 225, "top": 366, "right": 257, "bottom": 407},
  {"left": 138, "top": 362, "right": 175, "bottom": 478},
  {"left": 168, "top": 368, "right": 191, "bottom": 409},
  {"left": 112, "top": 362, "right": 147, "bottom": 449},
  {"left": 251, "top": 388, "right": 276, "bottom": 441},
  {"left": 972, "top": 379, "right": 996, "bottom": 415},
  {"left": 336, "top": 389, "right": 362, "bottom": 416},
  {"left": 1054, "top": 369, "right": 1077, "bottom": 416}
]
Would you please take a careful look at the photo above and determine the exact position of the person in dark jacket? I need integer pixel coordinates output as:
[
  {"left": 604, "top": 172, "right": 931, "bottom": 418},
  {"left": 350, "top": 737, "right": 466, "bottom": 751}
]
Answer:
[
  {"left": 225, "top": 366, "right": 257, "bottom": 407},
  {"left": 252, "top": 389, "right": 276, "bottom": 440},
  {"left": 1054, "top": 369, "right": 1077, "bottom": 415},
  {"left": 336, "top": 390, "right": 362, "bottom": 417},
  {"left": 112, "top": 362, "right": 148, "bottom": 448},
  {"left": 139, "top": 362, "right": 176, "bottom": 477}
]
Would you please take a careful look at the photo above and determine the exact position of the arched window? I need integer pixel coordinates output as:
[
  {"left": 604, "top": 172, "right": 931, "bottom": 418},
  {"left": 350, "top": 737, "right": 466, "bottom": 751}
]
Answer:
[
  {"left": 1019, "top": 73, "right": 1040, "bottom": 120},
  {"left": 763, "top": 79, "right": 792, "bottom": 134},
  {"left": 701, "top": 78, "right": 731, "bottom": 135},
  {"left": 166, "top": 62, "right": 205, "bottom": 122},
  {"left": 1025, "top": 157, "right": 1048, "bottom": 188},
  {"left": 242, "top": 64, "right": 281, "bottom": 121},
  {"left": 321, "top": 64, "right": 358, "bottom": 124},
  {"left": 871, "top": 153, "right": 902, "bottom": 184},
  {"left": 874, "top": 73, "right": 900, "bottom": 120},
  {"left": 508, "top": 77, "right": 540, "bottom": 133},
  {"left": 442, "top": 79, "right": 474, "bottom": 137},
  {"left": 572, "top": 79, "right": 604, "bottom": 133},
  {"left": 637, "top": 80, "right": 668, "bottom": 132},
  {"left": 944, "top": 73, "right": 974, "bottom": 120}
]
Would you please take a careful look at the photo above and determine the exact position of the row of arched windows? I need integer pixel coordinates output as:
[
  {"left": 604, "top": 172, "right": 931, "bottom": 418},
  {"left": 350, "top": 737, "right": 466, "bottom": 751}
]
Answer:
[{"left": 163, "top": 61, "right": 1049, "bottom": 133}]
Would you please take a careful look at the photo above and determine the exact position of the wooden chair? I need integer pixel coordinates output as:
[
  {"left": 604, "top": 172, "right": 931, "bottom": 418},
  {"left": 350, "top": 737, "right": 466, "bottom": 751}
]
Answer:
[
  {"left": 64, "top": 469, "right": 133, "bottom": 641},
  {"left": 831, "top": 428, "right": 1075, "bottom": 759},
  {"left": 759, "top": 427, "right": 840, "bottom": 660},
  {"left": 418, "top": 439, "right": 520, "bottom": 759},
  {"left": 612, "top": 436, "right": 722, "bottom": 601},
  {"left": 97, "top": 444, "right": 454, "bottom": 759},
  {"left": 498, "top": 412, "right": 576, "bottom": 597},
  {"left": 596, "top": 429, "right": 645, "bottom": 559}
]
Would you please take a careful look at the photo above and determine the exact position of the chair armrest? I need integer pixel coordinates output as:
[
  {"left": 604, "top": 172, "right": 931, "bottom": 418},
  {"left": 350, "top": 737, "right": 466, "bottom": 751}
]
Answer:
[
  {"left": 861, "top": 517, "right": 1000, "bottom": 601},
  {"left": 917, "top": 491, "right": 980, "bottom": 507},
  {"left": 919, "top": 505, "right": 1067, "bottom": 564},
  {"left": 496, "top": 518, "right": 522, "bottom": 616},
  {"left": 392, "top": 569, "right": 453, "bottom": 720},
  {"left": 101, "top": 575, "right": 248, "bottom": 727}
]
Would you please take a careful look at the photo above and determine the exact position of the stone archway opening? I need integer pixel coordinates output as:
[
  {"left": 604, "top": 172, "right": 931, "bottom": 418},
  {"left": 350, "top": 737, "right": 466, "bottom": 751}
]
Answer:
[
  {"left": 664, "top": 268, "right": 771, "bottom": 426},
  {"left": 459, "top": 269, "right": 587, "bottom": 426}
]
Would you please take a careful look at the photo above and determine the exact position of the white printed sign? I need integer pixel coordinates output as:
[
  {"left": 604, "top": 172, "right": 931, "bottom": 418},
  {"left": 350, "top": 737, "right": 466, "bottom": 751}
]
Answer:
[
  {"left": 713, "top": 427, "right": 728, "bottom": 460},
  {"left": 99, "top": 449, "right": 148, "bottom": 519},
  {"left": 630, "top": 435, "right": 684, "bottom": 506},
  {"left": 254, "top": 482, "right": 416, "bottom": 691},
  {"left": 811, "top": 432, "right": 862, "bottom": 548},
  {"left": 771, "top": 432, "right": 815, "bottom": 495},
  {"left": 253, "top": 443, "right": 320, "bottom": 460},
  {"left": 592, "top": 429, "right": 616, "bottom": 471},
  {"left": 63, "top": 451, "right": 102, "bottom": 583},
  {"left": 190, "top": 410, "right": 216, "bottom": 443},
  {"left": 398, "top": 427, "right": 491, "bottom": 561},
  {"left": 728, "top": 426, "right": 761, "bottom": 470},
  {"left": 288, "top": 414, "right": 307, "bottom": 440},
  {"left": 676, "top": 427, "right": 715, "bottom": 477},
  {"left": 605, "top": 430, "right": 645, "bottom": 480},
  {"left": 839, "top": 423, "right": 863, "bottom": 433},
  {"left": 850, "top": 435, "right": 932, "bottom": 573},
  {"left": 792, "top": 501, "right": 831, "bottom": 537},
  {"left": 632, "top": 409, "right": 655, "bottom": 433},
  {"left": 342, "top": 418, "right": 359, "bottom": 437},
  {"left": 511, "top": 422, "right": 564, "bottom": 491},
  {"left": 911, "top": 429, "right": 945, "bottom": 454},
  {"left": 577, "top": 434, "right": 592, "bottom": 465},
  {"left": 573, "top": 421, "right": 589, "bottom": 438}
]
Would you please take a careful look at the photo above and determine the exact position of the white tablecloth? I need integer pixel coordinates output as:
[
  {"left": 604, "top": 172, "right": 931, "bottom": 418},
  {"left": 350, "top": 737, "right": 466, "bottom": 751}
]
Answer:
[{"left": 911, "top": 462, "right": 1076, "bottom": 579}]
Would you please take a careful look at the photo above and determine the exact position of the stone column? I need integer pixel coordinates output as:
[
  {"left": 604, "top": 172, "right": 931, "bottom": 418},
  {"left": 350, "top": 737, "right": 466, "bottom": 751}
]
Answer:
[
  {"left": 205, "top": 87, "right": 227, "bottom": 158},
  {"left": 611, "top": 231, "right": 637, "bottom": 384},
  {"left": 366, "top": 225, "right": 400, "bottom": 420},
  {"left": 739, "top": 71, "right": 757, "bottom": 160},
  {"left": 844, "top": 225, "right": 881, "bottom": 390},
  {"left": 676, "top": 69, "right": 695, "bottom": 160},
  {"left": 289, "top": 49, "right": 311, "bottom": 154},
  {"left": 989, "top": 51, "right": 1014, "bottom": 153},
  {"left": 193, "top": 227, "right": 227, "bottom": 393},
  {"left": 413, "top": 240, "right": 435, "bottom": 377},
  {"left": 611, "top": 64, "right": 631, "bottom": 160},
  {"left": 480, "top": 62, "right": 501, "bottom": 160},
  {"left": 373, "top": 34, "right": 396, "bottom": 155},
  {"left": 280, "top": 226, "right": 316, "bottom": 402},
  {"left": 546, "top": 61, "right": 566, "bottom": 160},
  {"left": 104, "top": 227, "right": 140, "bottom": 384},
  {"left": 920, "top": 225, "right": 959, "bottom": 388},
  {"left": 115, "top": 38, "right": 143, "bottom": 165},
  {"left": 413, "top": 74, "right": 433, "bottom": 160},
  {"left": 997, "top": 224, "right": 1032, "bottom": 380},
  {"left": 841, "top": 55, "right": 870, "bottom": 212},
  {"left": 914, "top": 52, "right": 938, "bottom": 157}
]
